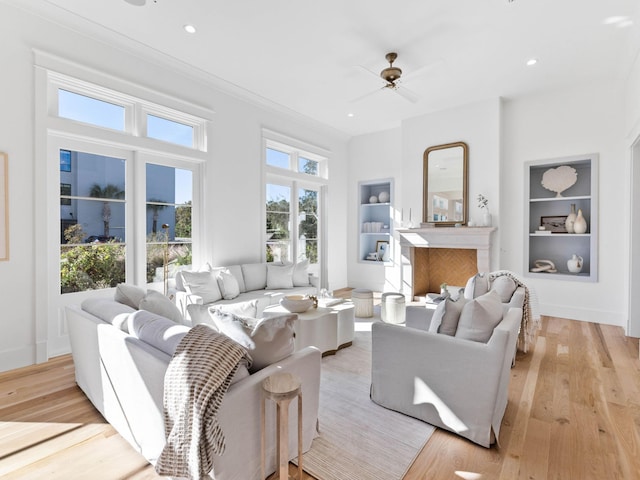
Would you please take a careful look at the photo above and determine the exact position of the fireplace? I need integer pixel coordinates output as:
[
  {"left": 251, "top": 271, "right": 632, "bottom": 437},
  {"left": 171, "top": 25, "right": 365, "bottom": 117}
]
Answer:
[{"left": 398, "top": 227, "right": 496, "bottom": 300}]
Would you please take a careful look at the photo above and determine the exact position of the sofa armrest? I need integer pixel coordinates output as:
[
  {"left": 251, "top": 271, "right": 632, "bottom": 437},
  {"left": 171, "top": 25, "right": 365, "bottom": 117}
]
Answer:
[{"left": 175, "top": 290, "right": 203, "bottom": 321}]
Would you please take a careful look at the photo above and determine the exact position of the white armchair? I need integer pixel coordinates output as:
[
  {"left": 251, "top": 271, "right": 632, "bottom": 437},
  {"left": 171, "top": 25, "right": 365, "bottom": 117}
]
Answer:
[{"left": 370, "top": 305, "right": 522, "bottom": 447}]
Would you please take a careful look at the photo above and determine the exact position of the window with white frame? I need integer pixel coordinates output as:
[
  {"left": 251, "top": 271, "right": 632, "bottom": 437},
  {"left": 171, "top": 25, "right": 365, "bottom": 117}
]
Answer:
[
  {"left": 45, "top": 69, "right": 207, "bottom": 294},
  {"left": 263, "top": 132, "right": 327, "bottom": 270}
]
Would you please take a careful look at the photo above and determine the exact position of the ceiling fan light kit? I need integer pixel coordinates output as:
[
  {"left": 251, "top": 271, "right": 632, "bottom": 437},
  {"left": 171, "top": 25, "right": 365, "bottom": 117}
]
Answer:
[{"left": 380, "top": 52, "right": 402, "bottom": 84}]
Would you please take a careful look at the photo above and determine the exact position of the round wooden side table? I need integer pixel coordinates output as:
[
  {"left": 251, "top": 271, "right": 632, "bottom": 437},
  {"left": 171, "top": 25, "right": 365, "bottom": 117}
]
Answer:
[{"left": 261, "top": 372, "right": 303, "bottom": 480}]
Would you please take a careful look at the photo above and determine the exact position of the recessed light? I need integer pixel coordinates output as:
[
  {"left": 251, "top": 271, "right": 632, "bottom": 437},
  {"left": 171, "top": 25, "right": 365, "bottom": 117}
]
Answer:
[
  {"left": 347, "top": 113, "right": 355, "bottom": 118},
  {"left": 526, "top": 58, "right": 538, "bottom": 67},
  {"left": 184, "top": 24, "right": 196, "bottom": 34}
]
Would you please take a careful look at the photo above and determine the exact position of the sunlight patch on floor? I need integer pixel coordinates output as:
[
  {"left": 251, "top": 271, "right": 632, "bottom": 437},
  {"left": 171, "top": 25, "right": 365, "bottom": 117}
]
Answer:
[{"left": 455, "top": 471, "right": 483, "bottom": 479}]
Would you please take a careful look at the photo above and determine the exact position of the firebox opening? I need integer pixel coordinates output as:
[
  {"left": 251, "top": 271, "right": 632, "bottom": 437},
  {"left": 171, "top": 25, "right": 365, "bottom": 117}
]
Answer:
[{"left": 412, "top": 247, "right": 478, "bottom": 299}]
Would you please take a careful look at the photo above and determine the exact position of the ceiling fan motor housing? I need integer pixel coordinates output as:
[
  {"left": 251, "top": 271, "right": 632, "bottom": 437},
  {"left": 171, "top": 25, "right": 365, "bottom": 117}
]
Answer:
[{"left": 380, "top": 52, "right": 402, "bottom": 83}]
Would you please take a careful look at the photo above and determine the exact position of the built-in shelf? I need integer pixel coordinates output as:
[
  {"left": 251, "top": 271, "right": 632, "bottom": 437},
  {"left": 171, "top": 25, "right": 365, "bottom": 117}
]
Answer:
[
  {"left": 525, "top": 154, "right": 598, "bottom": 281},
  {"left": 358, "top": 179, "right": 393, "bottom": 265}
]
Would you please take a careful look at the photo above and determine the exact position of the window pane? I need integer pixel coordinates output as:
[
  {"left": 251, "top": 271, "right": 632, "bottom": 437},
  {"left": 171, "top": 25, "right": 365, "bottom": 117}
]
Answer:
[
  {"left": 299, "top": 188, "right": 318, "bottom": 263},
  {"left": 58, "top": 89, "right": 125, "bottom": 131},
  {"left": 59, "top": 149, "right": 126, "bottom": 294},
  {"left": 298, "top": 157, "right": 319, "bottom": 176},
  {"left": 147, "top": 114, "right": 194, "bottom": 148},
  {"left": 60, "top": 149, "right": 71, "bottom": 172},
  {"left": 266, "top": 148, "right": 290, "bottom": 169},
  {"left": 266, "top": 183, "right": 291, "bottom": 262},
  {"left": 146, "top": 164, "right": 193, "bottom": 285}
]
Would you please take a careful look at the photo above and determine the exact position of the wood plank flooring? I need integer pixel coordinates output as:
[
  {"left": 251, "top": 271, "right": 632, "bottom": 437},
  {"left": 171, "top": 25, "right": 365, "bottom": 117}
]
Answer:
[{"left": 1, "top": 313, "right": 639, "bottom": 479}]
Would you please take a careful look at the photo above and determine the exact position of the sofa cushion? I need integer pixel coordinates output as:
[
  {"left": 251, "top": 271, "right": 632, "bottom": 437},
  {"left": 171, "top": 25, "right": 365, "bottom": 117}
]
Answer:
[
  {"left": 463, "top": 273, "right": 489, "bottom": 300},
  {"left": 181, "top": 270, "right": 223, "bottom": 304},
  {"left": 128, "top": 310, "right": 190, "bottom": 356},
  {"left": 429, "top": 296, "right": 467, "bottom": 336},
  {"left": 266, "top": 263, "right": 294, "bottom": 289},
  {"left": 292, "top": 259, "right": 310, "bottom": 287},
  {"left": 209, "top": 310, "right": 296, "bottom": 373},
  {"left": 114, "top": 283, "right": 146, "bottom": 310},
  {"left": 225, "top": 265, "right": 246, "bottom": 293},
  {"left": 216, "top": 269, "right": 241, "bottom": 300},
  {"left": 241, "top": 263, "right": 268, "bottom": 292},
  {"left": 139, "top": 290, "right": 183, "bottom": 324},
  {"left": 490, "top": 276, "right": 518, "bottom": 303},
  {"left": 455, "top": 290, "right": 504, "bottom": 343},
  {"left": 81, "top": 298, "right": 134, "bottom": 332}
]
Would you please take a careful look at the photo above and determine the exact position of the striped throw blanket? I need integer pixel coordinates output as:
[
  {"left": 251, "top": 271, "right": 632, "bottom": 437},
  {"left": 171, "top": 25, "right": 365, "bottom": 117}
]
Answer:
[
  {"left": 489, "top": 270, "right": 541, "bottom": 353},
  {"left": 155, "top": 324, "right": 250, "bottom": 480}
]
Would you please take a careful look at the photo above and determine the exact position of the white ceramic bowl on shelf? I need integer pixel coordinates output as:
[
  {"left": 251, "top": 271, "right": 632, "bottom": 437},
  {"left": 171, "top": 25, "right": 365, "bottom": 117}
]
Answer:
[{"left": 280, "top": 294, "right": 314, "bottom": 313}]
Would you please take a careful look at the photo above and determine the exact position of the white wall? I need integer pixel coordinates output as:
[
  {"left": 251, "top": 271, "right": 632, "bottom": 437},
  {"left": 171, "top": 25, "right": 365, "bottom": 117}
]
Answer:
[
  {"left": 0, "top": 2, "right": 349, "bottom": 372},
  {"left": 348, "top": 83, "right": 632, "bottom": 327},
  {"left": 347, "top": 99, "right": 502, "bottom": 292},
  {"left": 500, "top": 80, "right": 627, "bottom": 325}
]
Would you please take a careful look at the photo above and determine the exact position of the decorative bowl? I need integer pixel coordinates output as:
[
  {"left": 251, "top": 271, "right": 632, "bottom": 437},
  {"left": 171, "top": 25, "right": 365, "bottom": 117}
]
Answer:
[{"left": 280, "top": 294, "right": 314, "bottom": 313}]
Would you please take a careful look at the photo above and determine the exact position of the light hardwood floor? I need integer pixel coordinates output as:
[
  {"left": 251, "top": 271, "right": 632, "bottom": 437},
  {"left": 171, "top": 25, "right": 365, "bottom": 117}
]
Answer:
[{"left": 1, "top": 314, "right": 639, "bottom": 479}]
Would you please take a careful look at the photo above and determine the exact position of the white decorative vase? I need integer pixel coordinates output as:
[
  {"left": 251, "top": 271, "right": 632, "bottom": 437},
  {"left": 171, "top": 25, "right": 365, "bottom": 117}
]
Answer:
[
  {"left": 565, "top": 203, "right": 576, "bottom": 233},
  {"left": 378, "top": 191, "right": 390, "bottom": 203},
  {"left": 482, "top": 211, "right": 492, "bottom": 227},
  {"left": 369, "top": 195, "right": 378, "bottom": 204},
  {"left": 573, "top": 208, "right": 587, "bottom": 234},
  {"left": 567, "top": 254, "right": 583, "bottom": 273}
]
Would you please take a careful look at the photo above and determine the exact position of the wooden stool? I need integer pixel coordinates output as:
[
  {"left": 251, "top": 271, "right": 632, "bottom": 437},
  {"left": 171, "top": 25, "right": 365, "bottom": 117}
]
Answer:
[{"left": 261, "top": 372, "right": 303, "bottom": 480}]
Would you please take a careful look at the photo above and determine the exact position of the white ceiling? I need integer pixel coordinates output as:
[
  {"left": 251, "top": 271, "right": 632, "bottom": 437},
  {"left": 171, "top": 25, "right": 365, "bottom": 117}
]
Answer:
[{"left": 18, "top": 0, "right": 640, "bottom": 136}]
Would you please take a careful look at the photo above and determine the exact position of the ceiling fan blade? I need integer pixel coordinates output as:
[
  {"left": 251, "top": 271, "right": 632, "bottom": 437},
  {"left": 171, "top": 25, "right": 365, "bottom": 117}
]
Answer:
[
  {"left": 393, "top": 85, "right": 420, "bottom": 103},
  {"left": 350, "top": 85, "right": 386, "bottom": 103},
  {"left": 355, "top": 64, "right": 385, "bottom": 83},
  {"left": 401, "top": 57, "right": 445, "bottom": 82}
]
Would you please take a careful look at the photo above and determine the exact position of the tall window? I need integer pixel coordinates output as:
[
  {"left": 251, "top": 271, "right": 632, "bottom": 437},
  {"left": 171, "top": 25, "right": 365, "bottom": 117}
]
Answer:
[
  {"left": 264, "top": 132, "right": 327, "bottom": 270},
  {"left": 145, "top": 164, "right": 193, "bottom": 284},
  {"left": 45, "top": 69, "right": 208, "bottom": 294},
  {"left": 59, "top": 149, "right": 126, "bottom": 293}
]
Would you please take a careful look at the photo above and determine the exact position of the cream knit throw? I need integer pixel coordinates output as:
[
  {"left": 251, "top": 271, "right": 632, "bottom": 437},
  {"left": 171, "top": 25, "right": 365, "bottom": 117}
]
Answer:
[
  {"left": 155, "top": 324, "right": 249, "bottom": 480},
  {"left": 489, "top": 270, "right": 541, "bottom": 353}
]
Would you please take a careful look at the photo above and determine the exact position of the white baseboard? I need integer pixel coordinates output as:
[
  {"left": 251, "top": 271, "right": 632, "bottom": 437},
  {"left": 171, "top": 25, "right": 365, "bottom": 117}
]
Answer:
[{"left": 539, "top": 303, "right": 626, "bottom": 328}]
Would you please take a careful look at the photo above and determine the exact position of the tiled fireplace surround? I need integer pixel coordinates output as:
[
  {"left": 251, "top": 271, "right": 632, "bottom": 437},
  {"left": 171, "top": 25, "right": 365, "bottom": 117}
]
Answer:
[{"left": 398, "top": 227, "right": 496, "bottom": 300}]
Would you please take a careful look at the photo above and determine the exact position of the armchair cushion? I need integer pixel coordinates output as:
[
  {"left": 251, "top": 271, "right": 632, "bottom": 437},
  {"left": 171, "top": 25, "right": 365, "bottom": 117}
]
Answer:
[
  {"left": 490, "top": 276, "right": 518, "bottom": 303},
  {"left": 463, "top": 273, "right": 489, "bottom": 300}
]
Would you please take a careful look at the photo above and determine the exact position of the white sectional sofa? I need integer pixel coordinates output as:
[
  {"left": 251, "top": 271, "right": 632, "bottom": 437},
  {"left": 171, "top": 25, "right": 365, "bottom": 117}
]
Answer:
[
  {"left": 175, "top": 261, "right": 318, "bottom": 322},
  {"left": 66, "top": 290, "right": 321, "bottom": 480}
]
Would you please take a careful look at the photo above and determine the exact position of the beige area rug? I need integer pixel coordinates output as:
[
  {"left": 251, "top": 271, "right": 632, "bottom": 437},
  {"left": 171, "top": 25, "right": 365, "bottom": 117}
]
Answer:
[{"left": 296, "top": 314, "right": 435, "bottom": 480}]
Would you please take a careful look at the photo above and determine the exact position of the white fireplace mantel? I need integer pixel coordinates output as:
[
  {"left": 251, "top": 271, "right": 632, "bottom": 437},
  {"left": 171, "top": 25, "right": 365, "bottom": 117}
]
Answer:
[
  {"left": 397, "top": 226, "right": 497, "bottom": 299},
  {"left": 397, "top": 226, "right": 496, "bottom": 251}
]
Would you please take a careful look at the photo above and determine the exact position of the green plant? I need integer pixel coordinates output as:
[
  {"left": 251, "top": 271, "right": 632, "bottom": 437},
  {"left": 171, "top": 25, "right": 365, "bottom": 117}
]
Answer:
[{"left": 60, "top": 242, "right": 125, "bottom": 293}]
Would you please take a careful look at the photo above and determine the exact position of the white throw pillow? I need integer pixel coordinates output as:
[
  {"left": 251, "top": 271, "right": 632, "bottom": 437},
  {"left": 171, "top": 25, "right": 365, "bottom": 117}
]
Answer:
[
  {"left": 490, "top": 276, "right": 518, "bottom": 303},
  {"left": 210, "top": 310, "right": 296, "bottom": 373},
  {"left": 455, "top": 289, "right": 504, "bottom": 343},
  {"left": 114, "top": 283, "right": 146, "bottom": 310},
  {"left": 211, "top": 299, "right": 259, "bottom": 318},
  {"left": 429, "top": 296, "right": 467, "bottom": 336},
  {"left": 266, "top": 263, "right": 294, "bottom": 289},
  {"left": 138, "top": 290, "right": 183, "bottom": 324},
  {"left": 215, "top": 269, "right": 241, "bottom": 300},
  {"left": 241, "top": 263, "right": 268, "bottom": 292},
  {"left": 463, "top": 273, "right": 490, "bottom": 300},
  {"left": 180, "top": 270, "right": 222, "bottom": 304},
  {"left": 186, "top": 304, "right": 217, "bottom": 330},
  {"left": 292, "top": 259, "right": 310, "bottom": 287}
]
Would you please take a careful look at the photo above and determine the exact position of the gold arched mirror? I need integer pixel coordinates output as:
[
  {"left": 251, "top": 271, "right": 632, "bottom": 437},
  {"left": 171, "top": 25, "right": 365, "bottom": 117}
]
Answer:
[{"left": 423, "top": 142, "right": 468, "bottom": 226}]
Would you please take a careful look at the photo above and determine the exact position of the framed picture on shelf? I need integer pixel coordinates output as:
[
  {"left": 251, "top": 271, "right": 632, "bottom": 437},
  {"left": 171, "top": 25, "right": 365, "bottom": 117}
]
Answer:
[
  {"left": 375, "top": 240, "right": 389, "bottom": 261},
  {"left": 540, "top": 215, "right": 567, "bottom": 233}
]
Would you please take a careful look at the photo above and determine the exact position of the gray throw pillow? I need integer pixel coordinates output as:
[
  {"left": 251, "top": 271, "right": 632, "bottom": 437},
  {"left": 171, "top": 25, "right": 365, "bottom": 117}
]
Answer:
[
  {"left": 490, "top": 276, "right": 518, "bottom": 303},
  {"left": 114, "top": 283, "right": 146, "bottom": 310},
  {"left": 429, "top": 296, "right": 467, "bottom": 336},
  {"left": 463, "top": 273, "right": 489, "bottom": 300},
  {"left": 455, "top": 289, "right": 503, "bottom": 343},
  {"left": 139, "top": 290, "right": 183, "bottom": 324}
]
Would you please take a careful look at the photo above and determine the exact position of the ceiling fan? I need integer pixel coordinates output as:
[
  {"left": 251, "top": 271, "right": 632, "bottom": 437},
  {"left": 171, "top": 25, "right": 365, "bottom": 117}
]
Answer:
[{"left": 353, "top": 52, "right": 421, "bottom": 104}]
